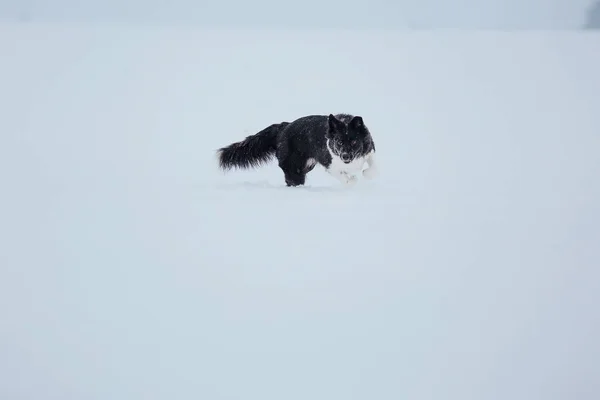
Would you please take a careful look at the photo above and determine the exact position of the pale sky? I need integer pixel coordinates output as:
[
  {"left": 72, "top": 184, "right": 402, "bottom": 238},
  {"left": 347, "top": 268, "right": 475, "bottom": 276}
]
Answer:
[{"left": 0, "top": 0, "right": 596, "bottom": 29}]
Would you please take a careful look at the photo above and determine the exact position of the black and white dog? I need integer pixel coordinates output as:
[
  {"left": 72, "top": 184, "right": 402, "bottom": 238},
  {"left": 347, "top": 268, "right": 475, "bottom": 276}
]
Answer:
[{"left": 217, "top": 113, "right": 378, "bottom": 187}]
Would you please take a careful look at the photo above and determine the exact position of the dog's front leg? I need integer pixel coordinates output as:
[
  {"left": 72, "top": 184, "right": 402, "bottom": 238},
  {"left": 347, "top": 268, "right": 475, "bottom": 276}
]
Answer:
[
  {"left": 363, "top": 150, "right": 378, "bottom": 180},
  {"left": 327, "top": 168, "right": 358, "bottom": 186}
]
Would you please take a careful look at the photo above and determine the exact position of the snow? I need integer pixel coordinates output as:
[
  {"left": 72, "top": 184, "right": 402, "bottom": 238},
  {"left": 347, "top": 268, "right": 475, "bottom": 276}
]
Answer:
[
  {"left": 0, "top": 0, "right": 595, "bottom": 29},
  {"left": 1, "top": 23, "right": 599, "bottom": 400}
]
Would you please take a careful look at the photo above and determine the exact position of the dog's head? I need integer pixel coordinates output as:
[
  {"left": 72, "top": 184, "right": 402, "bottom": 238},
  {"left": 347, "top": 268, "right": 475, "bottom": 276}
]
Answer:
[{"left": 325, "top": 114, "right": 371, "bottom": 163}]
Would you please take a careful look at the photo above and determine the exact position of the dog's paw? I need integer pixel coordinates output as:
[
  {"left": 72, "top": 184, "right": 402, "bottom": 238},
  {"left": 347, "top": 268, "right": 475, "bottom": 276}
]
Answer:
[
  {"left": 345, "top": 174, "right": 359, "bottom": 186},
  {"left": 363, "top": 166, "right": 378, "bottom": 180}
]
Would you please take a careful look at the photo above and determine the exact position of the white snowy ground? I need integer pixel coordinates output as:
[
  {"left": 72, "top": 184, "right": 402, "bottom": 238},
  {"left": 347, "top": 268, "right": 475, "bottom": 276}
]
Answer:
[{"left": 1, "top": 23, "right": 599, "bottom": 400}]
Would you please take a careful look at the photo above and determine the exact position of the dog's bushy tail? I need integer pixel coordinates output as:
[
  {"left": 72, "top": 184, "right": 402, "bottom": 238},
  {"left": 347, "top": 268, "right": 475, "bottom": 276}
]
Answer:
[{"left": 217, "top": 122, "right": 289, "bottom": 171}]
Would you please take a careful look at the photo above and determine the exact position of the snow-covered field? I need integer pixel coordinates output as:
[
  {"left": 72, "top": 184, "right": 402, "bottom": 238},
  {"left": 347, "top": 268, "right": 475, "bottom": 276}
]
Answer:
[{"left": 1, "top": 23, "right": 599, "bottom": 400}]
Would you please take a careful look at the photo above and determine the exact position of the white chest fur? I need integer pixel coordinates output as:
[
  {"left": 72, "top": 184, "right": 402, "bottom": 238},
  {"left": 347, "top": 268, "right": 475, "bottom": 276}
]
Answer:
[
  {"left": 324, "top": 139, "right": 371, "bottom": 185},
  {"left": 328, "top": 152, "right": 367, "bottom": 176}
]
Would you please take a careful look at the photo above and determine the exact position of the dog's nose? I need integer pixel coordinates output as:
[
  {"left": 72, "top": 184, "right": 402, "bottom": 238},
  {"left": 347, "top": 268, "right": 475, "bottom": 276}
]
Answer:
[{"left": 341, "top": 153, "right": 351, "bottom": 162}]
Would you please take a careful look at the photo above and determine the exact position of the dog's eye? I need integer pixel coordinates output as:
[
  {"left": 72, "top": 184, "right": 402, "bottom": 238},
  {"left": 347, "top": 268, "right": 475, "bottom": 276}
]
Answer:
[{"left": 351, "top": 140, "right": 357, "bottom": 145}]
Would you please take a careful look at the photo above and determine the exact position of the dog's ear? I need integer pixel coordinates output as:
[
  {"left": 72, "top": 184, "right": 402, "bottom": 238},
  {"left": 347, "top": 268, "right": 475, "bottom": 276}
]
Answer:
[
  {"left": 349, "top": 116, "right": 364, "bottom": 130},
  {"left": 350, "top": 116, "right": 369, "bottom": 136},
  {"left": 328, "top": 114, "right": 345, "bottom": 136}
]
